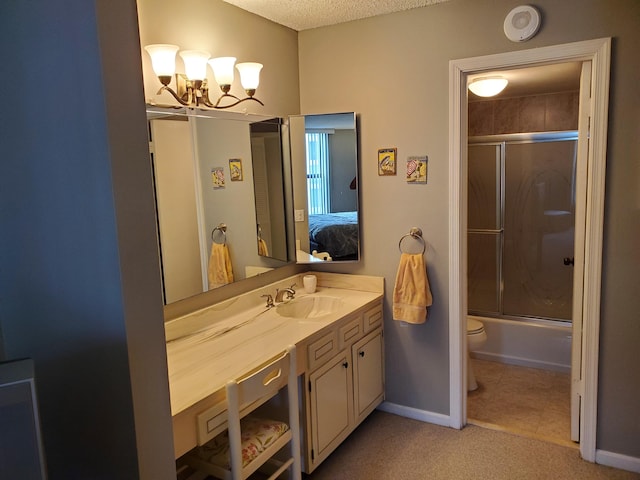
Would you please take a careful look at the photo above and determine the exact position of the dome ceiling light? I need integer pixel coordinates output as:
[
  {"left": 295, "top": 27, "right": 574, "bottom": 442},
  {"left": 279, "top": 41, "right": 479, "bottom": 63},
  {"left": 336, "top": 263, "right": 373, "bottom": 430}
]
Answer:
[{"left": 468, "top": 77, "right": 509, "bottom": 97}]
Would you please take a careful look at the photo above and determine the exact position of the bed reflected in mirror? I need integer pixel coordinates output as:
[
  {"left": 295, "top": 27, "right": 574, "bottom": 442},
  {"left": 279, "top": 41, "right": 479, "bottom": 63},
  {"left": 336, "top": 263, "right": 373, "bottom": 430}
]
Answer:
[{"left": 289, "top": 112, "right": 359, "bottom": 263}]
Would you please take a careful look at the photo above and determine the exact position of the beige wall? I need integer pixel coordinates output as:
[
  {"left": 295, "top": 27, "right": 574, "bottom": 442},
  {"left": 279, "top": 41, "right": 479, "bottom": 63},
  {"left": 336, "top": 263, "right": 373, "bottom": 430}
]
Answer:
[
  {"left": 289, "top": 116, "right": 311, "bottom": 252},
  {"left": 299, "top": 0, "right": 640, "bottom": 457},
  {"left": 0, "top": 0, "right": 301, "bottom": 477},
  {"left": 194, "top": 117, "right": 266, "bottom": 282},
  {"left": 152, "top": 119, "right": 202, "bottom": 303},
  {"left": 3, "top": 1, "right": 634, "bottom": 476},
  {"left": 1, "top": 0, "right": 175, "bottom": 478},
  {"left": 137, "top": 0, "right": 308, "bottom": 318}
]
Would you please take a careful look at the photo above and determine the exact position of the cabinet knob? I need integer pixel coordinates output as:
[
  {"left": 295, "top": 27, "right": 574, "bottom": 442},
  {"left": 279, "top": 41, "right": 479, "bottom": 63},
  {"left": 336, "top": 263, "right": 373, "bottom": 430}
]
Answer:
[
  {"left": 342, "top": 361, "right": 349, "bottom": 368},
  {"left": 359, "top": 351, "right": 365, "bottom": 357}
]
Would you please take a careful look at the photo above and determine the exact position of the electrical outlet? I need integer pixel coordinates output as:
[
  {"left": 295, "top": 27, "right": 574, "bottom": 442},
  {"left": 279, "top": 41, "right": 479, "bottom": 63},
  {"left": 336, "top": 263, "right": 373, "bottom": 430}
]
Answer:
[{"left": 295, "top": 209, "right": 305, "bottom": 222}]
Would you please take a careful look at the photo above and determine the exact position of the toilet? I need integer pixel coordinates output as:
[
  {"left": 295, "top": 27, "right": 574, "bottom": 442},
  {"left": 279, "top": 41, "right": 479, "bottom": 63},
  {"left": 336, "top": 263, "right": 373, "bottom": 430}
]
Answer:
[{"left": 467, "top": 317, "right": 487, "bottom": 391}]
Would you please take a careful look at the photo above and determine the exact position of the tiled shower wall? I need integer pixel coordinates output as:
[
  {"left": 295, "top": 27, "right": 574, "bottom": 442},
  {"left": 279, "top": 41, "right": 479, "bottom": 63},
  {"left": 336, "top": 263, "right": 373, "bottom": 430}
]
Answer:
[{"left": 468, "top": 91, "right": 579, "bottom": 137}]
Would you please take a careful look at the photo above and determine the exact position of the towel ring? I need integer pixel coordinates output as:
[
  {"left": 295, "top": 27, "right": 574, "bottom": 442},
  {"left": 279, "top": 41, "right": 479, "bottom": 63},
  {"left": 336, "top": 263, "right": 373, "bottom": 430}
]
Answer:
[
  {"left": 398, "top": 227, "right": 426, "bottom": 255},
  {"left": 211, "top": 223, "right": 227, "bottom": 245}
]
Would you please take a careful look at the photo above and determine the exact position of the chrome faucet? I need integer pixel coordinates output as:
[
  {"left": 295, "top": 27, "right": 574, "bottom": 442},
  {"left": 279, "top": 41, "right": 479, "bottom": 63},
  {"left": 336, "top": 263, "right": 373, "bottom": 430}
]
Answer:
[
  {"left": 274, "top": 284, "right": 296, "bottom": 303},
  {"left": 261, "top": 294, "right": 274, "bottom": 308}
]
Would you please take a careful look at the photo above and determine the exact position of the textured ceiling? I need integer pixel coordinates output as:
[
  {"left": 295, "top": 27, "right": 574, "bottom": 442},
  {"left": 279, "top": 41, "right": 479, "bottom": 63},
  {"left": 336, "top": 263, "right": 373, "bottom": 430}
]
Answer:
[
  {"left": 222, "top": 0, "right": 450, "bottom": 31},
  {"left": 222, "top": 0, "right": 581, "bottom": 98}
]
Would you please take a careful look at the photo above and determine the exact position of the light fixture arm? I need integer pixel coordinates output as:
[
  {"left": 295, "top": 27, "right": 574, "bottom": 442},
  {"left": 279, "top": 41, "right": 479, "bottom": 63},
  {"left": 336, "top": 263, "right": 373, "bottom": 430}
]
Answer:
[
  {"left": 153, "top": 74, "right": 264, "bottom": 109},
  {"left": 206, "top": 92, "right": 265, "bottom": 109},
  {"left": 155, "top": 85, "right": 191, "bottom": 106}
]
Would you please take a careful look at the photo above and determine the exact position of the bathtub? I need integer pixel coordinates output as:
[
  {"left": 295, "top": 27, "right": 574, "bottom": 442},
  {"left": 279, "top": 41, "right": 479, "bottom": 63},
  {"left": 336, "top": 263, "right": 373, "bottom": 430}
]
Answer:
[{"left": 469, "top": 315, "right": 572, "bottom": 373}]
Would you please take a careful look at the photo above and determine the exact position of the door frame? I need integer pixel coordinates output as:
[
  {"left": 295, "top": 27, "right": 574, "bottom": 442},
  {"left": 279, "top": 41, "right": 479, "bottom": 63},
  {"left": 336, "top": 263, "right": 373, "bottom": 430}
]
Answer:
[{"left": 448, "top": 38, "right": 611, "bottom": 462}]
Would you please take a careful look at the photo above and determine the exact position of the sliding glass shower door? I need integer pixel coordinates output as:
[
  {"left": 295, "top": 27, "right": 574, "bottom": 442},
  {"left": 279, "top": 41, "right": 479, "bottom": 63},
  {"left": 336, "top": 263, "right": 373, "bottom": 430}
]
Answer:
[
  {"left": 468, "top": 143, "right": 502, "bottom": 314},
  {"left": 468, "top": 133, "right": 577, "bottom": 322}
]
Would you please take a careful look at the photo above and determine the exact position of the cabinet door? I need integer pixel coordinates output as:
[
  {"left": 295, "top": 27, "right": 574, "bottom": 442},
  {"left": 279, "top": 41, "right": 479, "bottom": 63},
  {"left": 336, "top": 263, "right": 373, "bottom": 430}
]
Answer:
[
  {"left": 353, "top": 329, "right": 384, "bottom": 423},
  {"left": 308, "top": 352, "right": 353, "bottom": 466}
]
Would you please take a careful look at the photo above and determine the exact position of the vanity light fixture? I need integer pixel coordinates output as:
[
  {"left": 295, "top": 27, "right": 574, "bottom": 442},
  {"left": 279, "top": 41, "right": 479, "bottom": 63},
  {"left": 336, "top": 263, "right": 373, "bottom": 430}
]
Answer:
[
  {"left": 144, "top": 44, "right": 264, "bottom": 109},
  {"left": 468, "top": 77, "right": 509, "bottom": 97}
]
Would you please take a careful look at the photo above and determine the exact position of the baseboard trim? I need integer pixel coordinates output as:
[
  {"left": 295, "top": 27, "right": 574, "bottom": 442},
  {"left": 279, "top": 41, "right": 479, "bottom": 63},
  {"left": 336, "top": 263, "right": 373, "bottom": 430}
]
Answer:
[
  {"left": 377, "top": 401, "right": 451, "bottom": 428},
  {"left": 595, "top": 449, "right": 640, "bottom": 474}
]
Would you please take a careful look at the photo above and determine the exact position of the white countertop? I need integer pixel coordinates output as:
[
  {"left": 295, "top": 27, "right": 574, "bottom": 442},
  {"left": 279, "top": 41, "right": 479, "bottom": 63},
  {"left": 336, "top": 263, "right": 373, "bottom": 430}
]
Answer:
[{"left": 165, "top": 273, "right": 384, "bottom": 417}]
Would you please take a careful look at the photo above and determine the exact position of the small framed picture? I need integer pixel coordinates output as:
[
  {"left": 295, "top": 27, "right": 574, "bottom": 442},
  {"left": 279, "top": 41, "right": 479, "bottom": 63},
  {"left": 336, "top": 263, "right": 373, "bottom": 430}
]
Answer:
[
  {"left": 378, "top": 148, "right": 397, "bottom": 176},
  {"left": 229, "top": 159, "right": 243, "bottom": 181},
  {"left": 406, "top": 156, "right": 428, "bottom": 184},
  {"left": 211, "top": 167, "right": 225, "bottom": 189}
]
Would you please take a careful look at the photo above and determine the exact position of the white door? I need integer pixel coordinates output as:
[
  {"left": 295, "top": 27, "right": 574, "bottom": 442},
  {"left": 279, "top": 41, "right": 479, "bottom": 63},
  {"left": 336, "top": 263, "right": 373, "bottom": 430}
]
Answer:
[{"left": 570, "top": 60, "right": 593, "bottom": 442}]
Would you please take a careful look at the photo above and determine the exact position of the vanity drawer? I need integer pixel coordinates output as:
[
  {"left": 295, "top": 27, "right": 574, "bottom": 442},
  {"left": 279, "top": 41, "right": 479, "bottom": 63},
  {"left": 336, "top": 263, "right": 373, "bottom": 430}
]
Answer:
[
  {"left": 196, "top": 400, "right": 228, "bottom": 445},
  {"left": 363, "top": 304, "right": 383, "bottom": 333},
  {"left": 308, "top": 330, "right": 339, "bottom": 371},
  {"left": 339, "top": 314, "right": 363, "bottom": 351}
]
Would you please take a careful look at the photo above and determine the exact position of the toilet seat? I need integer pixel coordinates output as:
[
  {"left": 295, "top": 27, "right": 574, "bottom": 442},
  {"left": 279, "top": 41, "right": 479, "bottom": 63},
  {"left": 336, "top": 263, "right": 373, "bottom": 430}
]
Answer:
[
  {"left": 467, "top": 318, "right": 485, "bottom": 335},
  {"left": 466, "top": 318, "right": 487, "bottom": 392}
]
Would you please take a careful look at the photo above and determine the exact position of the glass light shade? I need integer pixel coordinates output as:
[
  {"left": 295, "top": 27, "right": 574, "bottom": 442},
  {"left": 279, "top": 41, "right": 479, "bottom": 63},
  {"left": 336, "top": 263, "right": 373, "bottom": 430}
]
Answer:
[
  {"left": 236, "top": 62, "right": 263, "bottom": 90},
  {"left": 179, "top": 50, "right": 210, "bottom": 81},
  {"left": 208, "top": 57, "right": 237, "bottom": 86},
  {"left": 144, "top": 44, "right": 179, "bottom": 77},
  {"left": 468, "top": 77, "right": 508, "bottom": 97}
]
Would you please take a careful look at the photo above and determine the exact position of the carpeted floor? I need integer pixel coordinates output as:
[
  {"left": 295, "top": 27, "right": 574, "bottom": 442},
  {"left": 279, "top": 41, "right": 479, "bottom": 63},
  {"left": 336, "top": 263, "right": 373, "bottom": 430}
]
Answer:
[
  {"left": 178, "top": 403, "right": 638, "bottom": 480},
  {"left": 303, "top": 411, "right": 640, "bottom": 480}
]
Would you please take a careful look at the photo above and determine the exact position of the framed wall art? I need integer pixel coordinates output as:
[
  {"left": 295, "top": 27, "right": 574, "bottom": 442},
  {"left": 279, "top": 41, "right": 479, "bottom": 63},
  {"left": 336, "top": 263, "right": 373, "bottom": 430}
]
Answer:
[
  {"left": 378, "top": 148, "right": 397, "bottom": 176},
  {"left": 406, "top": 156, "right": 428, "bottom": 184},
  {"left": 211, "top": 167, "right": 225, "bottom": 189},
  {"left": 229, "top": 159, "right": 243, "bottom": 181}
]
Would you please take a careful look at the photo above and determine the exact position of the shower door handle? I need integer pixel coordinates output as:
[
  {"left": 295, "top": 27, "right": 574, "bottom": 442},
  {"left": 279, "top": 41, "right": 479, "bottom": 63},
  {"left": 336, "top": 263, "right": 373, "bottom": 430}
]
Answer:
[{"left": 563, "top": 257, "right": 574, "bottom": 266}]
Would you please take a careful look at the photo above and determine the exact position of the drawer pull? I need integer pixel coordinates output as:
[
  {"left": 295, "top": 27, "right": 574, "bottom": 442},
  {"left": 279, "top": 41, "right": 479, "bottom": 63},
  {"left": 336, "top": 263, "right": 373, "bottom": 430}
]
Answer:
[
  {"left": 359, "top": 351, "right": 365, "bottom": 357},
  {"left": 342, "top": 361, "right": 349, "bottom": 368}
]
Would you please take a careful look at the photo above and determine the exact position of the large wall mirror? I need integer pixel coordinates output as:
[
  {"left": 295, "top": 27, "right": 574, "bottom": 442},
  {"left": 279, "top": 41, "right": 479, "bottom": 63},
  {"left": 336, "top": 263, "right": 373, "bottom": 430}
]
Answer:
[
  {"left": 289, "top": 113, "right": 360, "bottom": 263},
  {"left": 147, "top": 106, "right": 292, "bottom": 305}
]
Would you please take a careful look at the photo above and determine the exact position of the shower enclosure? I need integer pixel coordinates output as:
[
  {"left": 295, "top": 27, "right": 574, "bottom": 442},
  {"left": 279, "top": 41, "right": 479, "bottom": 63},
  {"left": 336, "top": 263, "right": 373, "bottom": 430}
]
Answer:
[{"left": 468, "top": 132, "right": 578, "bottom": 323}]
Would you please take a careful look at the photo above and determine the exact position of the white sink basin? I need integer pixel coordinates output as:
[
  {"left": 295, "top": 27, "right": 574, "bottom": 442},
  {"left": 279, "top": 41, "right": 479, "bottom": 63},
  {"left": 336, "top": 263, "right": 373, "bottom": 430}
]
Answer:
[{"left": 275, "top": 295, "right": 344, "bottom": 320}]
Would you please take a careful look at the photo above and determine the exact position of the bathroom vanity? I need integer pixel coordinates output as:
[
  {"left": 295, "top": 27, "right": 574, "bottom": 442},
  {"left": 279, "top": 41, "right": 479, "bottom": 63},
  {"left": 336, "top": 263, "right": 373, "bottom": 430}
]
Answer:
[
  {"left": 303, "top": 296, "right": 383, "bottom": 471},
  {"left": 165, "top": 272, "right": 384, "bottom": 473}
]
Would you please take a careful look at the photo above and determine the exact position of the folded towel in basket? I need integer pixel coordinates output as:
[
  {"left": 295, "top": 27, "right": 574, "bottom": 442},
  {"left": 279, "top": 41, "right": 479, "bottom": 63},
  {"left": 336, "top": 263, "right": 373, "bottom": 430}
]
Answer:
[{"left": 392, "top": 253, "right": 433, "bottom": 324}]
